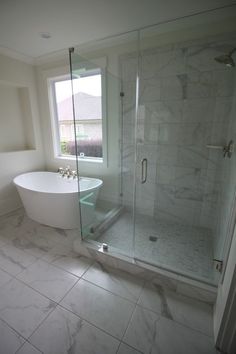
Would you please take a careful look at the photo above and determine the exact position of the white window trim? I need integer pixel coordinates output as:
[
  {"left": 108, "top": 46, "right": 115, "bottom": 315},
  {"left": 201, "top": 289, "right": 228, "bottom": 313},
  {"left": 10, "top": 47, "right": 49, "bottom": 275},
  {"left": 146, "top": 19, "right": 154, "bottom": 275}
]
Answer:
[{"left": 47, "top": 66, "right": 108, "bottom": 166}]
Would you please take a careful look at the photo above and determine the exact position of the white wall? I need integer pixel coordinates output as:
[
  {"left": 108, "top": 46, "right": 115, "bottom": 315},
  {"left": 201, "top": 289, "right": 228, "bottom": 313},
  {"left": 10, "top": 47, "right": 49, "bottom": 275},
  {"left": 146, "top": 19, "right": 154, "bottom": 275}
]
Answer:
[{"left": 0, "top": 54, "right": 45, "bottom": 215}]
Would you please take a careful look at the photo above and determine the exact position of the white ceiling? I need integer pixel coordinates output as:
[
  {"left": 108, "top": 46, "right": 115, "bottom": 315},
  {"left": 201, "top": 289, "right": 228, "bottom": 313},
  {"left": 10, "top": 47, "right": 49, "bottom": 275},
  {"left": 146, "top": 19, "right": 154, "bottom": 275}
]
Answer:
[{"left": 0, "top": 0, "right": 236, "bottom": 60}]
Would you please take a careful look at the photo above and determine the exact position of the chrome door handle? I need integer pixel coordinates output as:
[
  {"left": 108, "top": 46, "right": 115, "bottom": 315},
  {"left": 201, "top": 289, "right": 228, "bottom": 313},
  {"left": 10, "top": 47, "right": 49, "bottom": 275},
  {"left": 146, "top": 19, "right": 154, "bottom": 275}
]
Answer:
[{"left": 141, "top": 158, "right": 147, "bottom": 184}]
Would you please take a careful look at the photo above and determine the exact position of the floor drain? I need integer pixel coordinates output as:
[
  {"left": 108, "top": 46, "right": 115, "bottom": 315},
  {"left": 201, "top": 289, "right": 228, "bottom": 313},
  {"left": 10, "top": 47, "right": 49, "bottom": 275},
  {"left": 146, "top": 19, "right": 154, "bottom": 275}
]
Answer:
[{"left": 149, "top": 236, "right": 158, "bottom": 242}]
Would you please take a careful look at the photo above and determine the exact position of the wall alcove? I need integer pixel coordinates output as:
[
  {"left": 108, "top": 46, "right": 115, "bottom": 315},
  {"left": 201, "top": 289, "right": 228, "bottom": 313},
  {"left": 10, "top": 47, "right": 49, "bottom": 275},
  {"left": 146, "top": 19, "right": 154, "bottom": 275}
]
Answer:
[{"left": 0, "top": 82, "right": 35, "bottom": 152}]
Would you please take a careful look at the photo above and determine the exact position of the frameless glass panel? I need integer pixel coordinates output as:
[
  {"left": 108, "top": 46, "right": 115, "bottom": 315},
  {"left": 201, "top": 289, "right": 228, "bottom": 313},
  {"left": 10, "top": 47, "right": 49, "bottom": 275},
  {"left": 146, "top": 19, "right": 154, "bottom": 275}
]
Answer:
[
  {"left": 134, "top": 8, "right": 236, "bottom": 285},
  {"left": 70, "top": 31, "right": 139, "bottom": 254}
]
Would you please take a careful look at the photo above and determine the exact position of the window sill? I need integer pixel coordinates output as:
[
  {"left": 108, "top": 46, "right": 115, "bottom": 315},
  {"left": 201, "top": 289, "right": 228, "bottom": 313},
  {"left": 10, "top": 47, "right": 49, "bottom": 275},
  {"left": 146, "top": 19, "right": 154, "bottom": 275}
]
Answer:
[{"left": 56, "top": 155, "right": 104, "bottom": 164}]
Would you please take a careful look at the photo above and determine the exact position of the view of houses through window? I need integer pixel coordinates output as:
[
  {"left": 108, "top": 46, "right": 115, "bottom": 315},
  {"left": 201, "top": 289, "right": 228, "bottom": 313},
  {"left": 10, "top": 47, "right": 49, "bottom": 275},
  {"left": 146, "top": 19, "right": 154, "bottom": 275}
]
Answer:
[{"left": 53, "top": 70, "right": 103, "bottom": 159}]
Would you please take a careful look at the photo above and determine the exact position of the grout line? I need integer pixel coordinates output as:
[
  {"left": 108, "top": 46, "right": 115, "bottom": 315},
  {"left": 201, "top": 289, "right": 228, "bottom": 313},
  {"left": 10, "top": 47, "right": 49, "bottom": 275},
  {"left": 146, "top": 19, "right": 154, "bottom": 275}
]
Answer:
[
  {"left": 0, "top": 317, "right": 28, "bottom": 341},
  {"left": 120, "top": 302, "right": 139, "bottom": 344},
  {"left": 57, "top": 301, "right": 126, "bottom": 343},
  {"left": 79, "top": 277, "right": 140, "bottom": 305},
  {"left": 15, "top": 340, "right": 43, "bottom": 354}
]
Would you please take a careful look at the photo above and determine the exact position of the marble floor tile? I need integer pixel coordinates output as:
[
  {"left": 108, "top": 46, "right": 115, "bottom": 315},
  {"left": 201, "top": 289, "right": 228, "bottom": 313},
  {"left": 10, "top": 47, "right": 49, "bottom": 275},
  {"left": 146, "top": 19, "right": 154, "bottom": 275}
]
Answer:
[
  {"left": 40, "top": 243, "right": 74, "bottom": 263},
  {"left": 123, "top": 306, "right": 216, "bottom": 354},
  {"left": 0, "top": 238, "right": 7, "bottom": 247},
  {"left": 0, "top": 318, "right": 25, "bottom": 354},
  {"left": 138, "top": 282, "right": 213, "bottom": 336},
  {"left": 117, "top": 343, "right": 143, "bottom": 354},
  {"left": 0, "top": 244, "right": 37, "bottom": 276},
  {"left": 82, "top": 262, "right": 144, "bottom": 302},
  {"left": 9, "top": 236, "right": 48, "bottom": 259},
  {"left": 0, "top": 278, "right": 56, "bottom": 338},
  {"left": 61, "top": 278, "right": 135, "bottom": 339},
  {"left": 16, "top": 342, "right": 42, "bottom": 354},
  {"left": 51, "top": 253, "right": 93, "bottom": 277},
  {"left": 29, "top": 306, "right": 119, "bottom": 354},
  {"left": 17, "top": 259, "right": 78, "bottom": 302},
  {"left": 0, "top": 268, "right": 12, "bottom": 288}
]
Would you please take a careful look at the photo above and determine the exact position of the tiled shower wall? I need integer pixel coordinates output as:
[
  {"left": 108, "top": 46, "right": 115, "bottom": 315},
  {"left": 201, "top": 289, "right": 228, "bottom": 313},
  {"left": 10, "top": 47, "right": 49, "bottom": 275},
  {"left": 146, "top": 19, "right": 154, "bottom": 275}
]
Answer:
[{"left": 121, "top": 33, "right": 236, "bottom": 236}]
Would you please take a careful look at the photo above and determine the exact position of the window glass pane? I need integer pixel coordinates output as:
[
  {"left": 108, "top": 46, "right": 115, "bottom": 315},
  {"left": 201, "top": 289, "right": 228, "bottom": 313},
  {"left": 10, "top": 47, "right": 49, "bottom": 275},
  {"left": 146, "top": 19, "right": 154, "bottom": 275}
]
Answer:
[{"left": 53, "top": 71, "right": 103, "bottom": 159}]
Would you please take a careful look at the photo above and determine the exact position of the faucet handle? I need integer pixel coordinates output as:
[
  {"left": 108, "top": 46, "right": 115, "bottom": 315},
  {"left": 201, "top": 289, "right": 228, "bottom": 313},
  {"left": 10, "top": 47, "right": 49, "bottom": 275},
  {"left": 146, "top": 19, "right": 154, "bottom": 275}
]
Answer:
[
  {"left": 71, "top": 170, "right": 77, "bottom": 179},
  {"left": 58, "top": 167, "right": 64, "bottom": 175}
]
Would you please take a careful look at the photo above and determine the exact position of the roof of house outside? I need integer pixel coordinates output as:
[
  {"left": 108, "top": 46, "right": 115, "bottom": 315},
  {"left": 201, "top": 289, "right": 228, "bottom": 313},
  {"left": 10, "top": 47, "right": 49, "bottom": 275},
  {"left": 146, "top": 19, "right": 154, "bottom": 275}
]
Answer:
[{"left": 57, "top": 92, "right": 101, "bottom": 121}]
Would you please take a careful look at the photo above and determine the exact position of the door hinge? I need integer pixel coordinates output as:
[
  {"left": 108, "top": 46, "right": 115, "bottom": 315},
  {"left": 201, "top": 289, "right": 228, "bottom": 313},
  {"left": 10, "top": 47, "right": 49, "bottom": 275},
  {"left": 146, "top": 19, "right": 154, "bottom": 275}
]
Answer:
[{"left": 213, "top": 259, "right": 223, "bottom": 273}]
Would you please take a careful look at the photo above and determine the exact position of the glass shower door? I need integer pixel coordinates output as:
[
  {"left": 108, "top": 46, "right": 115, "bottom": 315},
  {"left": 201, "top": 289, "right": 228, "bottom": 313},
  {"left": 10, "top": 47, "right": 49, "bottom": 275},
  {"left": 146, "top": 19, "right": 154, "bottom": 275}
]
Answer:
[
  {"left": 70, "top": 32, "right": 139, "bottom": 256},
  {"left": 133, "top": 13, "right": 236, "bottom": 285}
]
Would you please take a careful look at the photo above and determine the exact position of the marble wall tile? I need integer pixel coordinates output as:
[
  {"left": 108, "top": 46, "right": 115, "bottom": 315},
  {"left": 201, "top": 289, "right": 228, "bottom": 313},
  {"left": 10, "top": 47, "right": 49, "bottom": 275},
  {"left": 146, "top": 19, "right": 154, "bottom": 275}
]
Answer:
[
  {"left": 29, "top": 306, "right": 119, "bottom": 354},
  {"left": 174, "top": 186, "right": 203, "bottom": 202},
  {"left": 123, "top": 105, "right": 136, "bottom": 125},
  {"left": 177, "top": 146, "right": 209, "bottom": 169},
  {"left": 123, "top": 81, "right": 136, "bottom": 107},
  {"left": 183, "top": 98, "right": 215, "bottom": 123},
  {"left": 121, "top": 57, "right": 138, "bottom": 83},
  {"left": 156, "top": 165, "right": 176, "bottom": 184},
  {"left": 213, "top": 96, "right": 233, "bottom": 123},
  {"left": 212, "top": 70, "right": 235, "bottom": 97},
  {"left": 154, "top": 184, "right": 201, "bottom": 225},
  {"left": 145, "top": 100, "right": 183, "bottom": 124},
  {"left": 141, "top": 48, "right": 186, "bottom": 79},
  {"left": 120, "top": 34, "right": 234, "bottom": 234},
  {"left": 157, "top": 145, "right": 178, "bottom": 166},
  {"left": 186, "top": 72, "right": 213, "bottom": 99},
  {"left": 158, "top": 123, "right": 180, "bottom": 145},
  {"left": 123, "top": 123, "right": 135, "bottom": 144},
  {"left": 139, "top": 77, "right": 161, "bottom": 103},
  {"left": 141, "top": 51, "right": 162, "bottom": 79},
  {"left": 161, "top": 75, "right": 183, "bottom": 100},
  {"left": 174, "top": 167, "right": 201, "bottom": 188},
  {"left": 186, "top": 44, "right": 226, "bottom": 73},
  {"left": 136, "top": 143, "right": 158, "bottom": 165},
  {"left": 61, "top": 279, "right": 135, "bottom": 340},
  {"left": 0, "top": 279, "right": 56, "bottom": 338}
]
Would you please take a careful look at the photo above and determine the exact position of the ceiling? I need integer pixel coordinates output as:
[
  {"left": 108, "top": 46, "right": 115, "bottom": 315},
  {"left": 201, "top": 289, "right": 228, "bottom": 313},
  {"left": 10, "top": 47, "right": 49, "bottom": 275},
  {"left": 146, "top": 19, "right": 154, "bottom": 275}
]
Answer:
[{"left": 0, "top": 0, "right": 236, "bottom": 61}]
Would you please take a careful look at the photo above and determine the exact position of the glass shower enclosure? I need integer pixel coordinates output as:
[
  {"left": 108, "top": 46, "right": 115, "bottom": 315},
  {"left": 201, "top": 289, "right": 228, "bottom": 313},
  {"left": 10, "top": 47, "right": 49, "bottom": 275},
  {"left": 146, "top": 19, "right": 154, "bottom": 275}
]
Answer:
[{"left": 70, "top": 7, "right": 236, "bottom": 286}]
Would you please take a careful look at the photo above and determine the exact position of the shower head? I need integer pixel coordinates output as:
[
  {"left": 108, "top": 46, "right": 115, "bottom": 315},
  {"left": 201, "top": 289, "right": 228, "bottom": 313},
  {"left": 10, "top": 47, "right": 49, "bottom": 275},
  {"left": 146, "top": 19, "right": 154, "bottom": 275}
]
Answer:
[{"left": 214, "top": 47, "right": 236, "bottom": 67}]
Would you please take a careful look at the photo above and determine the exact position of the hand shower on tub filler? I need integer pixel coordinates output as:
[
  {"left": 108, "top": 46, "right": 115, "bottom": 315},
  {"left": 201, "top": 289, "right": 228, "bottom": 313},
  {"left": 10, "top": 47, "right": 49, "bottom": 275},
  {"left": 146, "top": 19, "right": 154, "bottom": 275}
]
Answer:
[{"left": 58, "top": 166, "right": 77, "bottom": 179}]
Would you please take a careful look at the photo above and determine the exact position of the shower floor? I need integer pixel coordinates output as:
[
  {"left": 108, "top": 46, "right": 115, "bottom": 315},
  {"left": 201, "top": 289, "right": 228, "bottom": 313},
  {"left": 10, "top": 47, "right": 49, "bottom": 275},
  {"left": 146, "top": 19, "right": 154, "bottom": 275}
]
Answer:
[{"left": 94, "top": 211, "right": 215, "bottom": 284}]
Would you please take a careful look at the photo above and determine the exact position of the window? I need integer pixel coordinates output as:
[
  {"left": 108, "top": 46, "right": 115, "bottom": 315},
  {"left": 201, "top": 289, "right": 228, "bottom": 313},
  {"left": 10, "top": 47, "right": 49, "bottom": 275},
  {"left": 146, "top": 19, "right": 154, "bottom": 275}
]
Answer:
[{"left": 50, "top": 68, "right": 104, "bottom": 161}]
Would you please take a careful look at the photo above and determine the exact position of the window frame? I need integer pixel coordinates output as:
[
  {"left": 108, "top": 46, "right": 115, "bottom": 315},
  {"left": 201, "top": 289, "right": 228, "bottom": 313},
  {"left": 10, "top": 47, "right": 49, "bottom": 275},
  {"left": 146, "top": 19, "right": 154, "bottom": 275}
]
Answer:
[{"left": 48, "top": 67, "right": 107, "bottom": 165}]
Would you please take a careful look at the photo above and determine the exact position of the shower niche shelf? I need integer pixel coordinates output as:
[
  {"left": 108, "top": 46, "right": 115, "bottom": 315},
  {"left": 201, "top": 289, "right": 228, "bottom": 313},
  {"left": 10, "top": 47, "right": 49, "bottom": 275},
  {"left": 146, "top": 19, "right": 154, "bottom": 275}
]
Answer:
[{"left": 0, "top": 82, "right": 36, "bottom": 153}]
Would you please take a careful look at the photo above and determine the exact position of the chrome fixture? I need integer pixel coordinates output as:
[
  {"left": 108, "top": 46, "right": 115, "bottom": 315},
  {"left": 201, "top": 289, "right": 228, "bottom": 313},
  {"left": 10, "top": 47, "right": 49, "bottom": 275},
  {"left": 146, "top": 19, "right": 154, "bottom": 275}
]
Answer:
[
  {"left": 214, "top": 47, "right": 236, "bottom": 67},
  {"left": 206, "top": 140, "right": 234, "bottom": 158},
  {"left": 57, "top": 166, "right": 77, "bottom": 178},
  {"left": 102, "top": 243, "right": 108, "bottom": 251}
]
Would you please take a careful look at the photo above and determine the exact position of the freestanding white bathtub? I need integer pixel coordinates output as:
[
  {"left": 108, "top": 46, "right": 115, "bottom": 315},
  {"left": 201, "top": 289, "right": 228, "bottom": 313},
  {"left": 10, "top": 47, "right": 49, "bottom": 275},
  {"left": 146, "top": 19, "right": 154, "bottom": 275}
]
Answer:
[{"left": 13, "top": 171, "right": 103, "bottom": 229}]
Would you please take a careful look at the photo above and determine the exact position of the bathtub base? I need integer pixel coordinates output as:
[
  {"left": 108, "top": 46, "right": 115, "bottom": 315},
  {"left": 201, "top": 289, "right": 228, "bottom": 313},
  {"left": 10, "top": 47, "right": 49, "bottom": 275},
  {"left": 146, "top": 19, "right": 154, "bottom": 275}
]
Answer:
[{"left": 19, "top": 189, "right": 80, "bottom": 229}]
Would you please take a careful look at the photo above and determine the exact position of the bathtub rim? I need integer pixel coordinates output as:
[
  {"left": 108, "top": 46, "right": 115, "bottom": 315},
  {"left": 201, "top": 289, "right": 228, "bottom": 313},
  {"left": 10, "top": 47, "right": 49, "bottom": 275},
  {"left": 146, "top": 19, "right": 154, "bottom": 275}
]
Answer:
[{"left": 13, "top": 171, "right": 103, "bottom": 195}]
